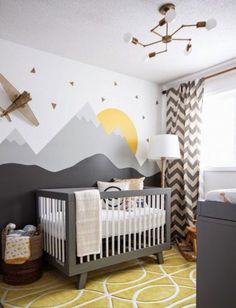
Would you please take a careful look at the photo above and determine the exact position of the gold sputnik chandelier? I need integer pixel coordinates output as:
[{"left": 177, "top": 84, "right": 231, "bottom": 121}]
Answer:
[{"left": 123, "top": 3, "right": 217, "bottom": 59}]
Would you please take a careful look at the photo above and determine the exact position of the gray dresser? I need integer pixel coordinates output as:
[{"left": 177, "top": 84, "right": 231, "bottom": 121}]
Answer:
[{"left": 197, "top": 201, "right": 236, "bottom": 308}]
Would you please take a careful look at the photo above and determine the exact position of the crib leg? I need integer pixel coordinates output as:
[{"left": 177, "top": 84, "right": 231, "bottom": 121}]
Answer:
[
  {"left": 155, "top": 252, "right": 164, "bottom": 264},
  {"left": 77, "top": 272, "right": 88, "bottom": 289}
]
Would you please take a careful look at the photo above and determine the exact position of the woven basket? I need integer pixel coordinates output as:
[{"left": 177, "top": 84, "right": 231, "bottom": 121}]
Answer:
[
  {"left": 2, "top": 258, "right": 43, "bottom": 285},
  {"left": 1, "top": 226, "right": 43, "bottom": 285}
]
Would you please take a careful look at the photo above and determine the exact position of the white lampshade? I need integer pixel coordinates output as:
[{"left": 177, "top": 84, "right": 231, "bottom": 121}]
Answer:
[
  {"left": 165, "top": 8, "right": 176, "bottom": 23},
  {"left": 148, "top": 134, "right": 180, "bottom": 160},
  {"left": 206, "top": 18, "right": 217, "bottom": 30}
]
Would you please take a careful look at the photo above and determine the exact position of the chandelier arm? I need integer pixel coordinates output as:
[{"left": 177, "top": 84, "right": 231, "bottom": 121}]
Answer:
[
  {"left": 143, "top": 40, "right": 162, "bottom": 47},
  {"left": 156, "top": 44, "right": 168, "bottom": 56},
  {"left": 172, "top": 38, "right": 192, "bottom": 41},
  {"left": 150, "top": 24, "right": 160, "bottom": 32},
  {"left": 151, "top": 30, "right": 163, "bottom": 38},
  {"left": 136, "top": 42, "right": 145, "bottom": 47},
  {"left": 155, "top": 48, "right": 168, "bottom": 56},
  {"left": 171, "top": 24, "right": 196, "bottom": 36},
  {"left": 166, "top": 23, "right": 168, "bottom": 36}
]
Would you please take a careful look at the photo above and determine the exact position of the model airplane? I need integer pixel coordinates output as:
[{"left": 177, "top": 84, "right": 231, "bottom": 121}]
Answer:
[{"left": 0, "top": 73, "right": 39, "bottom": 126}]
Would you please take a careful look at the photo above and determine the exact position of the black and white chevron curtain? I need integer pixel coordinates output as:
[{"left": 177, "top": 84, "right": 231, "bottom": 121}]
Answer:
[{"left": 166, "top": 79, "right": 205, "bottom": 239}]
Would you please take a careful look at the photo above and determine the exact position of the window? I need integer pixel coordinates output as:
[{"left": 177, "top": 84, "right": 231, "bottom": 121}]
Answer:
[{"left": 201, "top": 89, "right": 236, "bottom": 168}]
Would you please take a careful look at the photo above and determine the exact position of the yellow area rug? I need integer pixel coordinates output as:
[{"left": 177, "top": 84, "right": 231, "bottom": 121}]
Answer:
[{"left": 0, "top": 249, "right": 196, "bottom": 307}]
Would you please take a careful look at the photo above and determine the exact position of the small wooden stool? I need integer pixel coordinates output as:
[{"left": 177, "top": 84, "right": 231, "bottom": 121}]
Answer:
[{"left": 176, "top": 225, "right": 197, "bottom": 262}]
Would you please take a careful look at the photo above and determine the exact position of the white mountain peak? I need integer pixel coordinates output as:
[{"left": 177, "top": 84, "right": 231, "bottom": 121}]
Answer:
[
  {"left": 6, "top": 129, "right": 26, "bottom": 146},
  {"left": 76, "top": 103, "right": 100, "bottom": 127}
]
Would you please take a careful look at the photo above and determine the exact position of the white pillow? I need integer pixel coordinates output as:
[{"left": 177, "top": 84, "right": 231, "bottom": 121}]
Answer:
[{"left": 97, "top": 181, "right": 129, "bottom": 209}]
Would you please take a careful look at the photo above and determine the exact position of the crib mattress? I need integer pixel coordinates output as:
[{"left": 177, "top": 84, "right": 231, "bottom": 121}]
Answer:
[
  {"left": 206, "top": 189, "right": 236, "bottom": 203},
  {"left": 41, "top": 207, "right": 166, "bottom": 240}
]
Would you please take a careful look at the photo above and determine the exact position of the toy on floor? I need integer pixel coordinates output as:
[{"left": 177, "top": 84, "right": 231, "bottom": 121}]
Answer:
[{"left": 176, "top": 223, "right": 197, "bottom": 262}]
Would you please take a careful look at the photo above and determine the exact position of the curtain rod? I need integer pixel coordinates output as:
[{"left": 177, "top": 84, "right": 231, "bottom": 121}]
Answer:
[{"left": 162, "top": 66, "right": 236, "bottom": 95}]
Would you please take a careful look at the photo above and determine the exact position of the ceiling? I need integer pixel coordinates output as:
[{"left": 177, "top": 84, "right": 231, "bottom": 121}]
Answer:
[{"left": 0, "top": 0, "right": 235, "bottom": 84}]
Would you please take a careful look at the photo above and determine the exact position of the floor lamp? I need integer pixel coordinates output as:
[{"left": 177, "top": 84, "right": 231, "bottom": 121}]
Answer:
[{"left": 148, "top": 134, "right": 180, "bottom": 187}]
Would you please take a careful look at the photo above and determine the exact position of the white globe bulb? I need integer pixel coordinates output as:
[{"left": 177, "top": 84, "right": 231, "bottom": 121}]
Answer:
[
  {"left": 123, "top": 32, "right": 133, "bottom": 43},
  {"left": 165, "top": 8, "right": 176, "bottom": 23},
  {"left": 184, "top": 49, "right": 192, "bottom": 56},
  {"left": 144, "top": 55, "right": 150, "bottom": 62},
  {"left": 206, "top": 18, "right": 217, "bottom": 30}
]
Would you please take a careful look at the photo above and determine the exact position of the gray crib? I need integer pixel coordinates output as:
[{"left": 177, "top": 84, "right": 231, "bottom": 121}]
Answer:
[{"left": 36, "top": 187, "right": 171, "bottom": 289}]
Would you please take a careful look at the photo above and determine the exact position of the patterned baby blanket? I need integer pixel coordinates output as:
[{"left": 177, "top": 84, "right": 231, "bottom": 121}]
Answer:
[{"left": 5, "top": 236, "right": 31, "bottom": 264}]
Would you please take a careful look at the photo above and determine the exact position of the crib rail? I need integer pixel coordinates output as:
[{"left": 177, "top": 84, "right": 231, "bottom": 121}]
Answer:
[
  {"left": 37, "top": 187, "right": 171, "bottom": 270},
  {"left": 38, "top": 197, "right": 66, "bottom": 264}
]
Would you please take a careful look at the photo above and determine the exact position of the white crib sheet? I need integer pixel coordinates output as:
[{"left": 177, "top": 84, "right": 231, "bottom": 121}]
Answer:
[{"left": 41, "top": 207, "right": 166, "bottom": 240}]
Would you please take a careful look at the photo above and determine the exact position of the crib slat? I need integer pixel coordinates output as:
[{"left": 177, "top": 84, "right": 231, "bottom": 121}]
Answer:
[
  {"left": 134, "top": 199, "right": 137, "bottom": 250},
  {"left": 58, "top": 200, "right": 62, "bottom": 262},
  {"left": 41, "top": 198, "right": 45, "bottom": 251},
  {"left": 52, "top": 199, "right": 55, "bottom": 258},
  {"left": 139, "top": 196, "right": 142, "bottom": 249},
  {"left": 148, "top": 195, "right": 151, "bottom": 247},
  {"left": 62, "top": 201, "right": 65, "bottom": 263},
  {"left": 54, "top": 200, "right": 58, "bottom": 259},
  {"left": 49, "top": 199, "right": 53, "bottom": 256},
  {"left": 118, "top": 198, "right": 121, "bottom": 255},
  {"left": 128, "top": 197, "right": 131, "bottom": 252},
  {"left": 44, "top": 198, "right": 47, "bottom": 252},
  {"left": 152, "top": 195, "right": 156, "bottom": 246},
  {"left": 112, "top": 198, "right": 115, "bottom": 256},
  {"left": 106, "top": 199, "right": 109, "bottom": 257},
  {"left": 99, "top": 225, "right": 103, "bottom": 259},
  {"left": 153, "top": 195, "right": 157, "bottom": 246},
  {"left": 123, "top": 199, "right": 126, "bottom": 253},
  {"left": 143, "top": 198, "right": 146, "bottom": 248},
  {"left": 46, "top": 198, "right": 50, "bottom": 253},
  {"left": 161, "top": 194, "right": 165, "bottom": 243},
  {"left": 157, "top": 195, "right": 161, "bottom": 245},
  {"left": 44, "top": 198, "right": 47, "bottom": 253}
]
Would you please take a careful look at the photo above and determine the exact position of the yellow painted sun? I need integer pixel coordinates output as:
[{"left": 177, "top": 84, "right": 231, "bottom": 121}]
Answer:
[{"left": 97, "top": 108, "right": 138, "bottom": 154}]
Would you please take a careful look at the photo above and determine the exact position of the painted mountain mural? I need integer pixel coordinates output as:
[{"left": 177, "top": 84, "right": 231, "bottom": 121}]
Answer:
[{"left": 0, "top": 104, "right": 158, "bottom": 176}]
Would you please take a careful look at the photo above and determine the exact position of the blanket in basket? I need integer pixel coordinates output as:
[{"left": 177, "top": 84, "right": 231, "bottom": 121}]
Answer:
[{"left": 4, "top": 236, "right": 31, "bottom": 264}]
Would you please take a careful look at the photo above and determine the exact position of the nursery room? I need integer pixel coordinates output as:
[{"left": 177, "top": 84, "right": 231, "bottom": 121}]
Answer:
[{"left": 0, "top": 0, "right": 235, "bottom": 307}]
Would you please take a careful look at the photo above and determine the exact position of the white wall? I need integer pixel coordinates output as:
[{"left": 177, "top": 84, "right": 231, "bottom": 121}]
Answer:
[{"left": 0, "top": 38, "right": 162, "bottom": 166}]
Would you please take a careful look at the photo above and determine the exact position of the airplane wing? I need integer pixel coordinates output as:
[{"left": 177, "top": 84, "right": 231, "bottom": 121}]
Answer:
[
  {"left": 19, "top": 104, "right": 39, "bottom": 127},
  {"left": 0, "top": 74, "right": 20, "bottom": 102}
]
